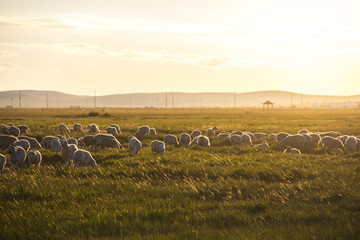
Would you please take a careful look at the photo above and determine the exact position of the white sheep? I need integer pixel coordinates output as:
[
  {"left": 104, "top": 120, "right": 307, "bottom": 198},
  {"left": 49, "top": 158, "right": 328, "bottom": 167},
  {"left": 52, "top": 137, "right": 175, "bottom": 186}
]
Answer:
[
  {"left": 241, "top": 134, "right": 252, "bottom": 146},
  {"left": 94, "top": 134, "right": 122, "bottom": 150},
  {"left": 136, "top": 125, "right": 150, "bottom": 136},
  {"left": 318, "top": 131, "right": 341, "bottom": 138},
  {"left": 206, "top": 127, "right": 217, "bottom": 137},
  {"left": 321, "top": 136, "right": 345, "bottom": 151},
  {"left": 17, "top": 125, "right": 30, "bottom": 134},
  {"left": 128, "top": 136, "right": 142, "bottom": 156},
  {"left": 216, "top": 132, "right": 230, "bottom": 141},
  {"left": 0, "top": 135, "right": 18, "bottom": 149},
  {"left": 0, "top": 124, "right": 9, "bottom": 134},
  {"left": 254, "top": 140, "right": 269, "bottom": 148},
  {"left": 87, "top": 124, "right": 100, "bottom": 134},
  {"left": 297, "top": 129, "right": 309, "bottom": 135},
  {"left": 0, "top": 154, "right": 6, "bottom": 173},
  {"left": 67, "top": 138, "right": 78, "bottom": 146},
  {"left": 8, "top": 126, "right": 20, "bottom": 137},
  {"left": 60, "top": 140, "right": 78, "bottom": 165},
  {"left": 73, "top": 123, "right": 82, "bottom": 132},
  {"left": 164, "top": 134, "right": 179, "bottom": 148},
  {"left": 344, "top": 136, "right": 357, "bottom": 152},
  {"left": 253, "top": 133, "right": 269, "bottom": 141},
  {"left": 179, "top": 133, "right": 191, "bottom": 147},
  {"left": 230, "top": 130, "right": 243, "bottom": 136},
  {"left": 197, "top": 135, "right": 210, "bottom": 147},
  {"left": 190, "top": 130, "right": 201, "bottom": 139},
  {"left": 151, "top": 140, "right": 165, "bottom": 155},
  {"left": 27, "top": 150, "right": 42, "bottom": 167},
  {"left": 189, "top": 136, "right": 200, "bottom": 147},
  {"left": 110, "top": 124, "right": 121, "bottom": 134},
  {"left": 14, "top": 139, "right": 30, "bottom": 152},
  {"left": 229, "top": 134, "right": 242, "bottom": 146},
  {"left": 18, "top": 136, "right": 42, "bottom": 149},
  {"left": 59, "top": 123, "right": 70, "bottom": 133},
  {"left": 338, "top": 135, "right": 349, "bottom": 144},
  {"left": 283, "top": 147, "right": 301, "bottom": 154},
  {"left": 106, "top": 126, "right": 118, "bottom": 135},
  {"left": 7, "top": 145, "right": 26, "bottom": 171},
  {"left": 276, "top": 132, "right": 290, "bottom": 142},
  {"left": 267, "top": 133, "right": 278, "bottom": 142},
  {"left": 73, "top": 149, "right": 97, "bottom": 168},
  {"left": 51, "top": 139, "right": 61, "bottom": 152},
  {"left": 309, "top": 133, "right": 322, "bottom": 147},
  {"left": 42, "top": 136, "right": 59, "bottom": 149},
  {"left": 149, "top": 128, "right": 157, "bottom": 135},
  {"left": 278, "top": 135, "right": 306, "bottom": 149}
]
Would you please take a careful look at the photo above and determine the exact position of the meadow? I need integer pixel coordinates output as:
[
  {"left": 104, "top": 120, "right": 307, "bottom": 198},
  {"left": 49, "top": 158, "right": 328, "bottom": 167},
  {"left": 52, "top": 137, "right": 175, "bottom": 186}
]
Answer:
[{"left": 0, "top": 108, "right": 359, "bottom": 239}]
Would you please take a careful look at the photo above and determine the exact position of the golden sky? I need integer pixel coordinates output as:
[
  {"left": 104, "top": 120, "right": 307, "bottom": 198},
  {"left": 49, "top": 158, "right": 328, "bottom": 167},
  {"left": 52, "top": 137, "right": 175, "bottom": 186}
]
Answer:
[{"left": 1, "top": 0, "right": 360, "bottom": 96}]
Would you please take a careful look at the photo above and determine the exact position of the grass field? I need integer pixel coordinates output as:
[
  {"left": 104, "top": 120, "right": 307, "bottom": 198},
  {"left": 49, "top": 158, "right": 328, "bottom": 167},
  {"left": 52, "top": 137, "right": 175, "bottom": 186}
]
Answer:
[{"left": 0, "top": 108, "right": 360, "bottom": 239}]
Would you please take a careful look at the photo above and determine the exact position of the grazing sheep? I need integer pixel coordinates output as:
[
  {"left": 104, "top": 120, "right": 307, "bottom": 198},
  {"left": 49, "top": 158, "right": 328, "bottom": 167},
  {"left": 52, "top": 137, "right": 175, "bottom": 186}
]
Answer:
[
  {"left": 87, "top": 124, "right": 100, "bottom": 134},
  {"left": 57, "top": 135, "right": 66, "bottom": 141},
  {"left": 73, "top": 149, "right": 97, "bottom": 168},
  {"left": 51, "top": 139, "right": 61, "bottom": 152},
  {"left": 17, "top": 125, "right": 30, "bottom": 134},
  {"left": 18, "top": 136, "right": 42, "bottom": 149},
  {"left": 0, "top": 125, "right": 9, "bottom": 134},
  {"left": 110, "top": 124, "right": 120, "bottom": 134},
  {"left": 59, "top": 123, "right": 70, "bottom": 133},
  {"left": 135, "top": 125, "right": 150, "bottom": 136},
  {"left": 197, "top": 135, "right": 210, "bottom": 147},
  {"left": 318, "top": 131, "right": 342, "bottom": 138},
  {"left": 322, "top": 136, "right": 345, "bottom": 151},
  {"left": 283, "top": 147, "right": 301, "bottom": 154},
  {"left": 338, "top": 135, "right": 349, "bottom": 144},
  {"left": 164, "top": 134, "right": 179, "bottom": 148},
  {"left": 253, "top": 133, "right": 269, "bottom": 141},
  {"left": 302, "top": 134, "right": 313, "bottom": 147},
  {"left": 276, "top": 132, "right": 290, "bottom": 142},
  {"left": 128, "top": 136, "right": 142, "bottom": 156},
  {"left": 216, "top": 132, "right": 230, "bottom": 141},
  {"left": 151, "top": 140, "right": 165, "bottom": 155},
  {"left": 190, "top": 130, "right": 201, "bottom": 139},
  {"left": 14, "top": 139, "right": 30, "bottom": 152},
  {"left": 229, "top": 134, "right": 242, "bottom": 146},
  {"left": 206, "top": 126, "right": 217, "bottom": 137},
  {"left": 241, "top": 134, "right": 252, "bottom": 146},
  {"left": 42, "top": 136, "right": 59, "bottom": 149},
  {"left": 77, "top": 137, "right": 84, "bottom": 148},
  {"left": 297, "top": 129, "right": 309, "bottom": 135},
  {"left": 27, "top": 150, "right": 42, "bottom": 167},
  {"left": 149, "top": 128, "right": 157, "bottom": 135},
  {"left": 230, "top": 130, "right": 243, "bottom": 136},
  {"left": 0, "top": 154, "right": 6, "bottom": 173},
  {"left": 189, "top": 136, "right": 200, "bottom": 147},
  {"left": 67, "top": 138, "right": 78, "bottom": 146},
  {"left": 6, "top": 123, "right": 14, "bottom": 127},
  {"left": 73, "top": 123, "right": 82, "bottom": 132},
  {"left": 344, "top": 136, "right": 357, "bottom": 152},
  {"left": 179, "top": 133, "right": 191, "bottom": 146},
  {"left": 94, "top": 134, "right": 122, "bottom": 150},
  {"left": 7, "top": 145, "right": 26, "bottom": 171},
  {"left": 278, "top": 135, "right": 306, "bottom": 149},
  {"left": 82, "top": 135, "right": 96, "bottom": 148},
  {"left": 60, "top": 140, "right": 78, "bottom": 165},
  {"left": 309, "top": 133, "right": 322, "bottom": 147},
  {"left": 106, "top": 126, "right": 118, "bottom": 135},
  {"left": 254, "top": 140, "right": 269, "bottom": 148},
  {"left": 8, "top": 126, "right": 20, "bottom": 137},
  {"left": 268, "top": 133, "right": 278, "bottom": 142},
  {"left": 0, "top": 135, "right": 18, "bottom": 149}
]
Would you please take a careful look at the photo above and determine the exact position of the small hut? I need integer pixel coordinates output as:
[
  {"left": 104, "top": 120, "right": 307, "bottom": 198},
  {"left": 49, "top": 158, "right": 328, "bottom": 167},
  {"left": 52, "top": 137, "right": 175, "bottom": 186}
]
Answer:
[{"left": 262, "top": 100, "right": 274, "bottom": 110}]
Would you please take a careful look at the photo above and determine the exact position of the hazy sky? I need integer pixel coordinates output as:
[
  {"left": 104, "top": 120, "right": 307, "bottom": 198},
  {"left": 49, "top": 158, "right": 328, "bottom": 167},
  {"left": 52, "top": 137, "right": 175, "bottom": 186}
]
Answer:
[{"left": 1, "top": 0, "right": 360, "bottom": 96}]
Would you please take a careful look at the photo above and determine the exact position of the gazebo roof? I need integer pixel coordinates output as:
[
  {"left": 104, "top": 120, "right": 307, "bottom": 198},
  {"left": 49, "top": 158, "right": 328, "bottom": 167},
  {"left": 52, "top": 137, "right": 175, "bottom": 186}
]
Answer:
[{"left": 263, "top": 100, "right": 274, "bottom": 105}]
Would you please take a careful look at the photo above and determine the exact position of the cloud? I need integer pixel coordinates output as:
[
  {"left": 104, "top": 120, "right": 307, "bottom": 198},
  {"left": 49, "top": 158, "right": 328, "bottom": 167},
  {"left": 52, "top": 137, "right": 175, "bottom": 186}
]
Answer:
[
  {"left": 0, "top": 50, "right": 17, "bottom": 58},
  {"left": 0, "top": 16, "right": 76, "bottom": 29},
  {"left": 0, "top": 62, "right": 20, "bottom": 71}
]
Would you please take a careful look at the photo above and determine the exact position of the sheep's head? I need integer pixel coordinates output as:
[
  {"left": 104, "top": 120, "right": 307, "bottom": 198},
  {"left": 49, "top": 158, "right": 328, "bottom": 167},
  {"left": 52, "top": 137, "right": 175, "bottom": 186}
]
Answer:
[
  {"left": 7, "top": 145, "right": 16, "bottom": 153},
  {"left": 60, "top": 140, "right": 68, "bottom": 148}
]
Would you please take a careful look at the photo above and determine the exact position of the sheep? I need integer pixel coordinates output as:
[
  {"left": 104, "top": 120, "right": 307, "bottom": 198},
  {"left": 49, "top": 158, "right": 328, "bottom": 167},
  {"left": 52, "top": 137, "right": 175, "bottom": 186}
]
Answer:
[
  {"left": 51, "top": 139, "right": 61, "bottom": 152},
  {"left": 230, "top": 130, "right": 243, "bottom": 136},
  {"left": 8, "top": 126, "right": 20, "bottom": 137},
  {"left": 0, "top": 154, "right": 6, "bottom": 173},
  {"left": 128, "top": 136, "right": 142, "bottom": 156},
  {"left": 344, "top": 136, "right": 357, "bottom": 152},
  {"left": 42, "top": 136, "right": 59, "bottom": 149},
  {"left": 77, "top": 137, "right": 84, "bottom": 148},
  {"left": 0, "top": 125, "right": 9, "bottom": 134},
  {"left": 6, "top": 123, "right": 14, "bottom": 127},
  {"left": 229, "top": 134, "right": 242, "bottom": 146},
  {"left": 14, "top": 139, "right": 30, "bottom": 152},
  {"left": 110, "top": 124, "right": 120, "bottom": 134},
  {"left": 254, "top": 140, "right": 269, "bottom": 148},
  {"left": 0, "top": 135, "right": 18, "bottom": 149},
  {"left": 302, "top": 134, "right": 313, "bottom": 147},
  {"left": 241, "top": 134, "right": 252, "bottom": 146},
  {"left": 190, "top": 130, "right": 201, "bottom": 139},
  {"left": 297, "top": 129, "right": 309, "bottom": 135},
  {"left": 338, "top": 135, "right": 349, "bottom": 144},
  {"left": 56, "top": 135, "right": 66, "bottom": 141},
  {"left": 197, "top": 135, "right": 210, "bottom": 147},
  {"left": 309, "top": 133, "right": 322, "bottom": 147},
  {"left": 67, "top": 138, "right": 78, "bottom": 146},
  {"left": 94, "top": 134, "right": 122, "bottom": 150},
  {"left": 149, "top": 128, "right": 157, "bottom": 135},
  {"left": 276, "top": 132, "right": 289, "bottom": 142},
  {"left": 216, "top": 132, "right": 230, "bottom": 141},
  {"left": 189, "top": 136, "right": 200, "bottom": 147},
  {"left": 59, "top": 123, "right": 70, "bottom": 133},
  {"left": 7, "top": 145, "right": 26, "bottom": 171},
  {"left": 60, "top": 140, "right": 78, "bottom": 165},
  {"left": 73, "top": 149, "right": 97, "bottom": 168},
  {"left": 18, "top": 136, "right": 42, "bottom": 149},
  {"left": 106, "top": 126, "right": 118, "bottom": 135},
  {"left": 321, "top": 136, "right": 345, "bottom": 151},
  {"left": 253, "top": 133, "right": 269, "bottom": 141},
  {"left": 357, "top": 137, "right": 360, "bottom": 151},
  {"left": 206, "top": 126, "right": 217, "bottom": 137},
  {"left": 164, "top": 134, "right": 179, "bottom": 148},
  {"left": 318, "top": 131, "right": 341, "bottom": 138},
  {"left": 82, "top": 135, "right": 96, "bottom": 149},
  {"left": 87, "top": 124, "right": 100, "bottom": 134},
  {"left": 17, "top": 125, "right": 30, "bottom": 134},
  {"left": 278, "top": 135, "right": 306, "bottom": 149},
  {"left": 179, "top": 133, "right": 191, "bottom": 146},
  {"left": 283, "top": 147, "right": 301, "bottom": 154},
  {"left": 27, "top": 150, "right": 42, "bottom": 167},
  {"left": 135, "top": 125, "right": 150, "bottom": 136},
  {"left": 73, "top": 123, "right": 82, "bottom": 132},
  {"left": 151, "top": 140, "right": 165, "bottom": 155},
  {"left": 268, "top": 133, "right": 278, "bottom": 142}
]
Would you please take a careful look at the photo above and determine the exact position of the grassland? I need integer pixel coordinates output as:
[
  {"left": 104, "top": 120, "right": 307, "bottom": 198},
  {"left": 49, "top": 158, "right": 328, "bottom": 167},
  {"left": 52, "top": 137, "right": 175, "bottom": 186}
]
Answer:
[{"left": 0, "top": 108, "right": 359, "bottom": 239}]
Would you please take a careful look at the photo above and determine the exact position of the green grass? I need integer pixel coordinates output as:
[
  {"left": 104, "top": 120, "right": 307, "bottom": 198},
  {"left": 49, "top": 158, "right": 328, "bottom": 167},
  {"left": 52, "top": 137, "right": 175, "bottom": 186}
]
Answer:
[{"left": 0, "top": 108, "right": 360, "bottom": 239}]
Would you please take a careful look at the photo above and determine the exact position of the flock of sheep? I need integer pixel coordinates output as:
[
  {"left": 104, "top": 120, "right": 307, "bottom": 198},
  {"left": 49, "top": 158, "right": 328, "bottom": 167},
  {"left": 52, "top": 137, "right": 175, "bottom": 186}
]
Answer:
[{"left": 0, "top": 122, "right": 359, "bottom": 173}]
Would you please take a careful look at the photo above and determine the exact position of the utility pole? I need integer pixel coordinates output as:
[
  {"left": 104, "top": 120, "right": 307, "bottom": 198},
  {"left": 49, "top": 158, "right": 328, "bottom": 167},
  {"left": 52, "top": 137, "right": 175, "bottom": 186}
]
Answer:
[
  {"left": 11, "top": 97, "right": 13, "bottom": 107},
  {"left": 165, "top": 92, "right": 168, "bottom": 108},
  {"left": 234, "top": 92, "right": 236, "bottom": 108},
  {"left": 19, "top": 90, "right": 21, "bottom": 109},
  {"left": 46, "top": 94, "right": 49, "bottom": 108},
  {"left": 94, "top": 90, "right": 96, "bottom": 108}
]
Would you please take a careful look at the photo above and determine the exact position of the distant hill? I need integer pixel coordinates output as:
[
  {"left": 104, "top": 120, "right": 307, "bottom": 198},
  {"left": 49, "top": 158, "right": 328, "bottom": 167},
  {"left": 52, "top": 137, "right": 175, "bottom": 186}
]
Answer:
[{"left": 0, "top": 90, "right": 359, "bottom": 108}]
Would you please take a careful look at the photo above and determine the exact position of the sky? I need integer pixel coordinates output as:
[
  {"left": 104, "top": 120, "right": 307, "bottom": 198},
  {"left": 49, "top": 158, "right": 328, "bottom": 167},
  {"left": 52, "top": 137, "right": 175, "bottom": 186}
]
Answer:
[{"left": 1, "top": 0, "right": 360, "bottom": 96}]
